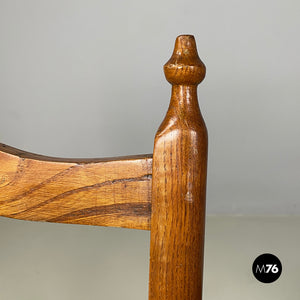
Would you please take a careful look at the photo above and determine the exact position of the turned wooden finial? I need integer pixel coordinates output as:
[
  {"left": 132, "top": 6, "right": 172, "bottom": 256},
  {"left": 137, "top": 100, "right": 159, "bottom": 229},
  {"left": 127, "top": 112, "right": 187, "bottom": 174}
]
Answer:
[
  {"left": 164, "top": 35, "right": 206, "bottom": 85},
  {"left": 149, "top": 35, "right": 208, "bottom": 300}
]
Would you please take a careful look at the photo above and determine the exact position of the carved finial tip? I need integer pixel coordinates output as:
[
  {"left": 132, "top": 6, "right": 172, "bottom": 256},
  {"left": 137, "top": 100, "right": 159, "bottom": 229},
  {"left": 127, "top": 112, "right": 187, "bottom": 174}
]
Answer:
[{"left": 164, "top": 35, "right": 206, "bottom": 85}]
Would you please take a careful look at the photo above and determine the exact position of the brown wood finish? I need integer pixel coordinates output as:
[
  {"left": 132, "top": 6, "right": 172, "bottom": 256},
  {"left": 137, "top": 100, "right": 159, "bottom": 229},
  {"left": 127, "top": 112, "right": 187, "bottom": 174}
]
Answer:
[
  {"left": 149, "top": 35, "right": 208, "bottom": 299},
  {"left": 0, "top": 143, "right": 152, "bottom": 230},
  {"left": 0, "top": 35, "right": 208, "bottom": 299}
]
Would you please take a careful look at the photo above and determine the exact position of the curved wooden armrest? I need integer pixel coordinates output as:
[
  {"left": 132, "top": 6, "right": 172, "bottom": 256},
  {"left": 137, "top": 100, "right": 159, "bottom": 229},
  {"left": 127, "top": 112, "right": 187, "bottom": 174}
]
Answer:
[
  {"left": 0, "top": 143, "right": 152, "bottom": 230},
  {"left": 0, "top": 35, "right": 208, "bottom": 300}
]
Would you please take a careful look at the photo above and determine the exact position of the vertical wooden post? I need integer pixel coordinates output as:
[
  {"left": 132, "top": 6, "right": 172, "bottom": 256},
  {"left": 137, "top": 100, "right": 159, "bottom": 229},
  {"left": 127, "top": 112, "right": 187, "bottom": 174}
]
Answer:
[{"left": 149, "top": 35, "right": 208, "bottom": 299}]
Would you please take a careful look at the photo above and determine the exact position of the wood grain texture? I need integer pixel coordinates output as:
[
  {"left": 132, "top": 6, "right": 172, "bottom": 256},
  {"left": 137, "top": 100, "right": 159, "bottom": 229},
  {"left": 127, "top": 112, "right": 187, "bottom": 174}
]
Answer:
[
  {"left": 0, "top": 143, "right": 152, "bottom": 230},
  {"left": 149, "top": 35, "right": 208, "bottom": 299}
]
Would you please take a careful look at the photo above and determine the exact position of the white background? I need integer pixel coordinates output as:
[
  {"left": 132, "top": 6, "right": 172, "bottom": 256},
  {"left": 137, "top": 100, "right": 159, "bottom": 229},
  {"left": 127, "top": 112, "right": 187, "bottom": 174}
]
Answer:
[{"left": 0, "top": 0, "right": 299, "bottom": 215}]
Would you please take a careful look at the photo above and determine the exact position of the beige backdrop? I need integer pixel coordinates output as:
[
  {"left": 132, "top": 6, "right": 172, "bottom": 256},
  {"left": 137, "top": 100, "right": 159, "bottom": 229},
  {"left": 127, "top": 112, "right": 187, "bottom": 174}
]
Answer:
[{"left": 0, "top": 216, "right": 299, "bottom": 299}]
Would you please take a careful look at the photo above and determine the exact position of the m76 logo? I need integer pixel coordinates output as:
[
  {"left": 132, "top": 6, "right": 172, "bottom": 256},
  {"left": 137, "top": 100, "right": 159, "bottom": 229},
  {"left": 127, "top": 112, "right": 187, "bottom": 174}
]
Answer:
[
  {"left": 252, "top": 254, "right": 282, "bottom": 283},
  {"left": 255, "top": 264, "right": 279, "bottom": 274}
]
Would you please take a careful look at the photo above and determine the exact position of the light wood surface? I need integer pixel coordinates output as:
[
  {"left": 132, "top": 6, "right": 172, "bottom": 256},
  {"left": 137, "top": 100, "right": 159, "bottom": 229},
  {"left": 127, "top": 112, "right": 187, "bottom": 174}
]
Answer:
[
  {"left": 0, "top": 34, "right": 208, "bottom": 300},
  {"left": 0, "top": 143, "right": 152, "bottom": 230},
  {"left": 149, "top": 35, "right": 208, "bottom": 300}
]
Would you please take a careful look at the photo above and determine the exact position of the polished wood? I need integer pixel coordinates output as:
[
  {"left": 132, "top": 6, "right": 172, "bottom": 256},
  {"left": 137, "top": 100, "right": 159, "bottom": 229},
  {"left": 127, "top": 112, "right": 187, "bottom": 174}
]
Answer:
[
  {"left": 0, "top": 143, "right": 152, "bottom": 230},
  {"left": 0, "top": 34, "right": 208, "bottom": 300},
  {"left": 149, "top": 35, "right": 208, "bottom": 299}
]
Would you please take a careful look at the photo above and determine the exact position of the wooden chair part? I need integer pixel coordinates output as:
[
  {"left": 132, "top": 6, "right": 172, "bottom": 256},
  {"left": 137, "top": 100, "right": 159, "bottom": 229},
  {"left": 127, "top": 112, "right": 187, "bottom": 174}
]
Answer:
[
  {"left": 0, "top": 143, "right": 152, "bottom": 230},
  {"left": 0, "top": 35, "right": 207, "bottom": 300},
  {"left": 149, "top": 35, "right": 207, "bottom": 300}
]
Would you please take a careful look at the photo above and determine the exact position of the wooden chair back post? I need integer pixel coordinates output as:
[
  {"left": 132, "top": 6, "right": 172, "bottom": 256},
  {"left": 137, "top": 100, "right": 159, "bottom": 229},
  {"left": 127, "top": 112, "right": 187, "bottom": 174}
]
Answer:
[
  {"left": 149, "top": 35, "right": 208, "bottom": 300},
  {"left": 0, "top": 34, "right": 207, "bottom": 300}
]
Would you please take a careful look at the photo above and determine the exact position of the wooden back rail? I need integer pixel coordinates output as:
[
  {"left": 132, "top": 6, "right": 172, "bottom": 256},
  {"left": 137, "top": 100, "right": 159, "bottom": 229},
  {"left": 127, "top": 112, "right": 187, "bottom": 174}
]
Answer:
[{"left": 0, "top": 35, "right": 208, "bottom": 300}]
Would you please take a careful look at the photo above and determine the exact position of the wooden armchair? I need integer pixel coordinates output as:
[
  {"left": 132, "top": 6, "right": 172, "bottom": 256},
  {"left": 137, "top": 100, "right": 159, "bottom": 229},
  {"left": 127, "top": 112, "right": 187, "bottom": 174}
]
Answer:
[{"left": 0, "top": 35, "right": 208, "bottom": 300}]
